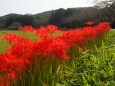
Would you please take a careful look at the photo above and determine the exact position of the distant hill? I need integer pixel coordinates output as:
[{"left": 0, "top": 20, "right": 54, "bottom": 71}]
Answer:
[
  {"left": 1, "top": 13, "right": 23, "bottom": 18},
  {"left": 0, "top": 6, "right": 115, "bottom": 30},
  {"left": 34, "top": 10, "right": 55, "bottom": 18}
]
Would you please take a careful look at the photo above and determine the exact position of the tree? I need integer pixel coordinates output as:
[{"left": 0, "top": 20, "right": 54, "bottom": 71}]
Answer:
[
  {"left": 5, "top": 14, "right": 33, "bottom": 28},
  {"left": 94, "top": 0, "right": 115, "bottom": 28},
  {"left": 8, "top": 22, "right": 21, "bottom": 30},
  {"left": 49, "top": 8, "right": 66, "bottom": 27}
]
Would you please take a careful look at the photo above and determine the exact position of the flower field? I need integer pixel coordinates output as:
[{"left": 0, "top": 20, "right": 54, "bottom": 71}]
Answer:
[{"left": 0, "top": 22, "right": 115, "bottom": 86}]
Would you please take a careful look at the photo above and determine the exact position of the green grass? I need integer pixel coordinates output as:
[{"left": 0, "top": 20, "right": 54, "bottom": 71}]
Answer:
[
  {"left": 0, "top": 39, "right": 9, "bottom": 53},
  {"left": 0, "top": 30, "right": 38, "bottom": 40},
  {"left": 59, "top": 44, "right": 115, "bottom": 86},
  {"left": 0, "top": 30, "right": 115, "bottom": 86}
]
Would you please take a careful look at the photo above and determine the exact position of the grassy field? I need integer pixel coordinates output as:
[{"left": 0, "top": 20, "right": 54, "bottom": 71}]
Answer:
[{"left": 0, "top": 29, "right": 115, "bottom": 86}]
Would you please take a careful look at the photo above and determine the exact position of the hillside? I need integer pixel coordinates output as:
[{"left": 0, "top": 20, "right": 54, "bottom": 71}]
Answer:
[{"left": 0, "top": 6, "right": 115, "bottom": 30}]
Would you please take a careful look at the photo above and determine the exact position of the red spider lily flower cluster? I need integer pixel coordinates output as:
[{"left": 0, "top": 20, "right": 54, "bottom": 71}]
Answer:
[
  {"left": 36, "top": 25, "right": 58, "bottom": 41},
  {"left": 0, "top": 22, "right": 110, "bottom": 86},
  {"left": 4, "top": 33, "right": 20, "bottom": 43},
  {"left": 18, "top": 26, "right": 34, "bottom": 32}
]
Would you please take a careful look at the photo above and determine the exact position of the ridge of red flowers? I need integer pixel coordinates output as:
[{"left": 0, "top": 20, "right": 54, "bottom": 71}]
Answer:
[{"left": 0, "top": 22, "right": 111, "bottom": 86}]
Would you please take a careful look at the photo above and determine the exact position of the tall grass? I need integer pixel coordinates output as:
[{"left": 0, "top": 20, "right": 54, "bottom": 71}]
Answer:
[{"left": 59, "top": 39, "right": 115, "bottom": 86}]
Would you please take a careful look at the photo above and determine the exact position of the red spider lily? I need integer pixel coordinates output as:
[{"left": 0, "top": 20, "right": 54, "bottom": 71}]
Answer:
[
  {"left": 36, "top": 25, "right": 58, "bottom": 41},
  {"left": 10, "top": 38, "right": 34, "bottom": 67},
  {"left": 62, "top": 29, "right": 85, "bottom": 48},
  {"left": 18, "top": 25, "right": 35, "bottom": 32},
  {"left": 3, "top": 33, "right": 20, "bottom": 43},
  {"left": 0, "top": 53, "right": 24, "bottom": 73},
  {"left": 36, "top": 26, "right": 50, "bottom": 41},
  {"left": 32, "top": 41, "right": 50, "bottom": 58},
  {"left": 0, "top": 53, "right": 24, "bottom": 86},
  {"left": 46, "top": 25, "right": 58, "bottom": 34},
  {"left": 82, "top": 27, "right": 98, "bottom": 40},
  {"left": 86, "top": 21, "right": 94, "bottom": 25},
  {"left": 48, "top": 37, "right": 69, "bottom": 60},
  {"left": 95, "top": 22, "right": 111, "bottom": 34}
]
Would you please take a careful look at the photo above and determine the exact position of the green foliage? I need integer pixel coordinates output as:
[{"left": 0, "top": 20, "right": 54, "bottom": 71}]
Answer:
[{"left": 59, "top": 45, "right": 115, "bottom": 86}]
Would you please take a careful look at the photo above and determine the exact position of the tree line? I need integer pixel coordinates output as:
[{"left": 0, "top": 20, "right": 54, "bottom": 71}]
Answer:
[{"left": 0, "top": 0, "right": 115, "bottom": 30}]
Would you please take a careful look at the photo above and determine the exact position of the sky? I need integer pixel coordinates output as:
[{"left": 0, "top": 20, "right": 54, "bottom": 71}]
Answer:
[{"left": 0, "top": 0, "right": 95, "bottom": 16}]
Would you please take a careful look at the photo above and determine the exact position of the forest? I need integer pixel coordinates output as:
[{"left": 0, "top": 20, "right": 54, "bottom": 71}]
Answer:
[{"left": 0, "top": 0, "right": 115, "bottom": 30}]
